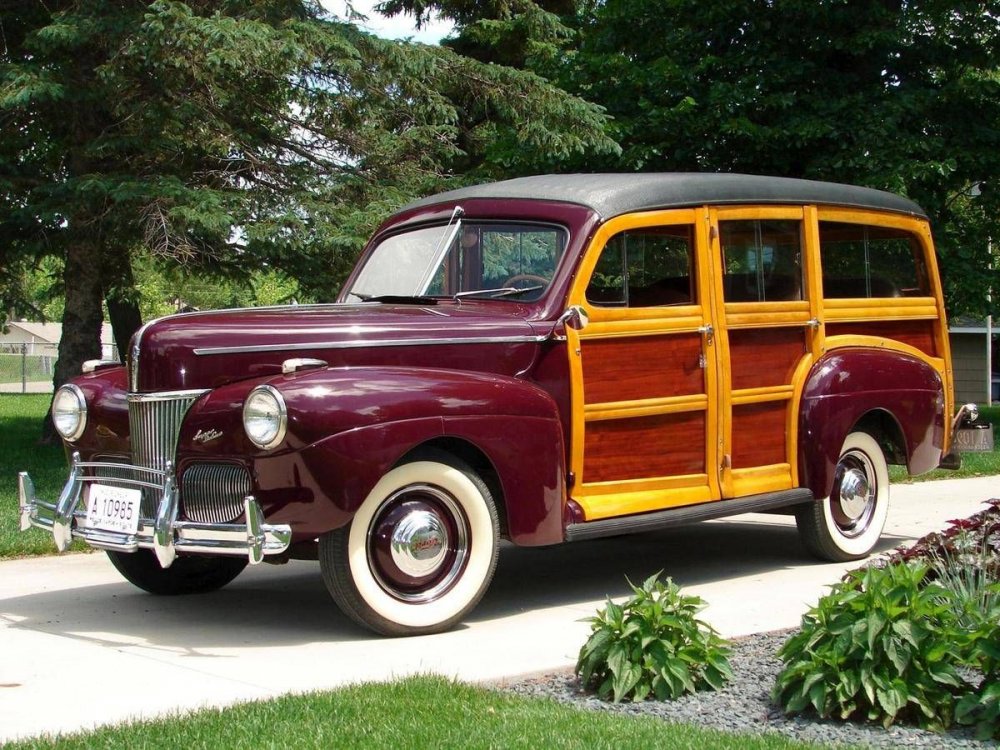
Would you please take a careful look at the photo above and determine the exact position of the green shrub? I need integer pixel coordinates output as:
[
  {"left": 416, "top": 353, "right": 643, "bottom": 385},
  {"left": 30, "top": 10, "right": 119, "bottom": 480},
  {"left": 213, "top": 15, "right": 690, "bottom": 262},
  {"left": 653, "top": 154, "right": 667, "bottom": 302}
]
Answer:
[
  {"left": 576, "top": 572, "right": 732, "bottom": 703},
  {"left": 774, "top": 562, "right": 974, "bottom": 730},
  {"left": 956, "top": 597, "right": 1000, "bottom": 740}
]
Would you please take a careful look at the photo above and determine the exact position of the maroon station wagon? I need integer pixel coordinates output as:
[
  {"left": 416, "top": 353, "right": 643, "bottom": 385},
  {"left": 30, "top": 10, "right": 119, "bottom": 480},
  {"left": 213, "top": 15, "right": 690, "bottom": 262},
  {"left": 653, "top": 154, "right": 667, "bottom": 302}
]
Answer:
[{"left": 20, "top": 174, "right": 972, "bottom": 636}]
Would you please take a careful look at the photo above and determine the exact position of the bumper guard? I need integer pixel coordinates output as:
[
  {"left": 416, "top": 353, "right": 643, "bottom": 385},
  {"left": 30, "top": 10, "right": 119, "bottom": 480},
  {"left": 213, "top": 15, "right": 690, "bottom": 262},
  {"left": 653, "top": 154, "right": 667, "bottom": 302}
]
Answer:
[{"left": 18, "top": 453, "right": 292, "bottom": 568}]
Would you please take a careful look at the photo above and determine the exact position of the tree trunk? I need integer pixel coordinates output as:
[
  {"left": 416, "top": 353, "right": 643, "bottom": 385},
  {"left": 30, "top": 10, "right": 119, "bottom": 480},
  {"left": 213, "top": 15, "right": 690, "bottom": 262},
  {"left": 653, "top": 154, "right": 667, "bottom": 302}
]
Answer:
[
  {"left": 41, "top": 239, "right": 104, "bottom": 443},
  {"left": 106, "top": 296, "right": 143, "bottom": 363}
]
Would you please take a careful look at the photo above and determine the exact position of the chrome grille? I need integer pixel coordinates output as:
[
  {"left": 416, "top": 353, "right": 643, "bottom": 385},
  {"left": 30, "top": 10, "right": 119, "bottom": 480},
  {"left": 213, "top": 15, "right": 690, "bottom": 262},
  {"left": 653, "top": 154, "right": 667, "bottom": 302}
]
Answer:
[
  {"left": 127, "top": 391, "right": 206, "bottom": 511},
  {"left": 181, "top": 463, "right": 250, "bottom": 523}
]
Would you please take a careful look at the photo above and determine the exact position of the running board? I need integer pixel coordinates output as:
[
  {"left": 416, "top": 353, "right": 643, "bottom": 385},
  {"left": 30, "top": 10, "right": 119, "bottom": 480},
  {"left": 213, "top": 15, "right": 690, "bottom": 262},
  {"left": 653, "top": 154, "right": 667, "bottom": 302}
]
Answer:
[{"left": 565, "top": 488, "right": 815, "bottom": 542}]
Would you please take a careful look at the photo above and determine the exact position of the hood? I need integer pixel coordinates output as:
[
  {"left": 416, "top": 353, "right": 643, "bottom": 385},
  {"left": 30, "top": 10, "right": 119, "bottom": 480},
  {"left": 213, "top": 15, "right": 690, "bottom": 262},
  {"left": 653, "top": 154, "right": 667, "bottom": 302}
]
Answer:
[{"left": 130, "top": 302, "right": 544, "bottom": 392}]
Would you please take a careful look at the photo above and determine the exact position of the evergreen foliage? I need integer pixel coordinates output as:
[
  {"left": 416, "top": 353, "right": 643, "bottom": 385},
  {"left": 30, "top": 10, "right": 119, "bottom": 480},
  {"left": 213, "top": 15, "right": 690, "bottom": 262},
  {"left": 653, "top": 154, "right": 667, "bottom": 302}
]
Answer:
[{"left": 0, "top": 0, "right": 615, "bottom": 413}]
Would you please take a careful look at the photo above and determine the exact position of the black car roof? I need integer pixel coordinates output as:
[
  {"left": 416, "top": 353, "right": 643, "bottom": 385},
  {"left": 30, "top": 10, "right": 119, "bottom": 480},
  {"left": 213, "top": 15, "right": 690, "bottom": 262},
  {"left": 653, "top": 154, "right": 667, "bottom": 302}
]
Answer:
[{"left": 403, "top": 173, "right": 927, "bottom": 219}]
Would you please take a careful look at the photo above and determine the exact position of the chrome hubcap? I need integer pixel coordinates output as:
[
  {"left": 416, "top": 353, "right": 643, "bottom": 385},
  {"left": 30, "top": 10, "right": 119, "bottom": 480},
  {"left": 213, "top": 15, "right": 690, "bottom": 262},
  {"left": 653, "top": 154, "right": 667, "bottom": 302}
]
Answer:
[
  {"left": 838, "top": 468, "right": 870, "bottom": 521},
  {"left": 368, "top": 484, "right": 469, "bottom": 603},
  {"left": 389, "top": 510, "right": 449, "bottom": 577},
  {"left": 832, "top": 449, "right": 877, "bottom": 537}
]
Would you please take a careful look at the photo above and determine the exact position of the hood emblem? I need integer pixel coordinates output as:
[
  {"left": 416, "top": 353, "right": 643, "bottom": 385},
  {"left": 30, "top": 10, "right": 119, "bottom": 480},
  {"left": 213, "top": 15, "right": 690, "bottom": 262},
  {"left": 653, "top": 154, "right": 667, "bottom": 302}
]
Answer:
[{"left": 193, "top": 429, "right": 223, "bottom": 445}]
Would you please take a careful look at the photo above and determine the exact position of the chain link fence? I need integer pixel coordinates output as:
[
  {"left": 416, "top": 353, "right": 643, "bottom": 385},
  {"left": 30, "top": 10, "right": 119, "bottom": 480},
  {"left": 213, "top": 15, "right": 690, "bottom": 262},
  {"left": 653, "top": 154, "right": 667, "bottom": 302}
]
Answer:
[{"left": 0, "top": 343, "right": 60, "bottom": 393}]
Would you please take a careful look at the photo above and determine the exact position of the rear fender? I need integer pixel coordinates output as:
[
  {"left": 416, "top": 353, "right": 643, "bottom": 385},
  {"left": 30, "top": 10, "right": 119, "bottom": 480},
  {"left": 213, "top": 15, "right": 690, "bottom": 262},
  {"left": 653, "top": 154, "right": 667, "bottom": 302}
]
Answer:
[{"left": 798, "top": 349, "right": 945, "bottom": 498}]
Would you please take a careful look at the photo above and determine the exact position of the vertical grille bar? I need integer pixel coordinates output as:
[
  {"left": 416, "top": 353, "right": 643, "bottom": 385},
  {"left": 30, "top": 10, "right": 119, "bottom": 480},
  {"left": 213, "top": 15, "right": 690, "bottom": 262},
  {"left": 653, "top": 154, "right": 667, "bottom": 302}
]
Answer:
[
  {"left": 181, "top": 464, "right": 250, "bottom": 523},
  {"left": 127, "top": 391, "right": 206, "bottom": 516}
]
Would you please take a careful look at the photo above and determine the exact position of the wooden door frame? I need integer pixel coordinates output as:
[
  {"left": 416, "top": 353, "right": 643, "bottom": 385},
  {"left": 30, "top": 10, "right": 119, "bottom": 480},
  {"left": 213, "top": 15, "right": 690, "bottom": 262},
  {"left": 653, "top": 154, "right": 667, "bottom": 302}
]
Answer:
[{"left": 565, "top": 209, "right": 721, "bottom": 520}]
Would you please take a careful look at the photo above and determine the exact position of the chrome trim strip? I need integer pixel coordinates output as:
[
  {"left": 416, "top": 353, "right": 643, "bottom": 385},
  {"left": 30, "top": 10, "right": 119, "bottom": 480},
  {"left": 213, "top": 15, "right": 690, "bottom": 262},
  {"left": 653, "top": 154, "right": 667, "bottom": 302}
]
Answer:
[
  {"left": 128, "top": 304, "right": 406, "bottom": 387},
  {"left": 129, "top": 316, "right": 162, "bottom": 391},
  {"left": 281, "top": 357, "right": 327, "bottom": 374},
  {"left": 193, "top": 334, "right": 547, "bottom": 356},
  {"left": 126, "top": 389, "right": 210, "bottom": 403},
  {"left": 82, "top": 359, "right": 120, "bottom": 374}
]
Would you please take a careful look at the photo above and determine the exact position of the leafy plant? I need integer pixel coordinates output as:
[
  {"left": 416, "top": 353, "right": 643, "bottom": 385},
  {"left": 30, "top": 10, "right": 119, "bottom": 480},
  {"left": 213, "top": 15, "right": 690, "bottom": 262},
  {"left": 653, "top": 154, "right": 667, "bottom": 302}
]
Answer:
[
  {"left": 877, "top": 498, "right": 1000, "bottom": 581},
  {"left": 956, "top": 597, "right": 1000, "bottom": 740},
  {"left": 576, "top": 572, "right": 732, "bottom": 703},
  {"left": 774, "top": 562, "right": 974, "bottom": 730}
]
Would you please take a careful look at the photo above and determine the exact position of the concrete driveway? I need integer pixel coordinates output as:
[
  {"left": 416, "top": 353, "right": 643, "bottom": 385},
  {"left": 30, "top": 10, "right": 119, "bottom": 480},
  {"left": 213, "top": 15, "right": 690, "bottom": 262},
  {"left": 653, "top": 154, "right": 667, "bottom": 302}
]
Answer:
[{"left": 2, "top": 476, "right": 997, "bottom": 742}]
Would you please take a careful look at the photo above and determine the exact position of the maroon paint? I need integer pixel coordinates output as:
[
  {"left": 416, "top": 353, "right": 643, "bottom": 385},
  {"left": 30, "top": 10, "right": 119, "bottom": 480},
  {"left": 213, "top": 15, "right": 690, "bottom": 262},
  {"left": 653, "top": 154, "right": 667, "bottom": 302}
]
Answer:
[
  {"left": 135, "top": 303, "right": 542, "bottom": 393},
  {"left": 172, "top": 366, "right": 566, "bottom": 545},
  {"left": 798, "top": 348, "right": 944, "bottom": 499},
  {"left": 112, "top": 197, "right": 601, "bottom": 548},
  {"left": 69, "top": 367, "right": 130, "bottom": 459}
]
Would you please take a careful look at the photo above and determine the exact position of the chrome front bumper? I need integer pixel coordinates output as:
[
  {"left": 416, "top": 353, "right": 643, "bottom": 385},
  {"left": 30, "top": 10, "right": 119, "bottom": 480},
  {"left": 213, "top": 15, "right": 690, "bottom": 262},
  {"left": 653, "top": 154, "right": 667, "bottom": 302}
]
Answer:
[{"left": 18, "top": 453, "right": 292, "bottom": 568}]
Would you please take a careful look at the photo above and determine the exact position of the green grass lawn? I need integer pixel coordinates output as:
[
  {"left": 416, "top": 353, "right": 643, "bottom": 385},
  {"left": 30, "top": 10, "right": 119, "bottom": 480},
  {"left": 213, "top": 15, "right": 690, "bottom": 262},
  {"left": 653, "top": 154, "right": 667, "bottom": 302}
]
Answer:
[
  {"left": 2, "top": 675, "right": 830, "bottom": 750},
  {"left": 0, "top": 393, "right": 79, "bottom": 557}
]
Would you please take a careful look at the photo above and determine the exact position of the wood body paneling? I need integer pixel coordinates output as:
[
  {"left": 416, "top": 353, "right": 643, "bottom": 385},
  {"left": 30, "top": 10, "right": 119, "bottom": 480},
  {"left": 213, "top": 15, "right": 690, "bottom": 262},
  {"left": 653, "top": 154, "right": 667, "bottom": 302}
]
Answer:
[
  {"left": 584, "top": 412, "right": 706, "bottom": 483},
  {"left": 728, "top": 328, "right": 806, "bottom": 390},
  {"left": 581, "top": 333, "right": 703, "bottom": 404},
  {"left": 731, "top": 402, "right": 787, "bottom": 469},
  {"left": 826, "top": 320, "right": 937, "bottom": 357}
]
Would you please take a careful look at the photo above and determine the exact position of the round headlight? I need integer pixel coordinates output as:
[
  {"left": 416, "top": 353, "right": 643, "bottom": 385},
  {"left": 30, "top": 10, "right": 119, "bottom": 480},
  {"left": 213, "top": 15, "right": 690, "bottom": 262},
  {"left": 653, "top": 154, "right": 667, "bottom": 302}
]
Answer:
[
  {"left": 52, "top": 384, "right": 87, "bottom": 441},
  {"left": 243, "top": 386, "right": 287, "bottom": 450}
]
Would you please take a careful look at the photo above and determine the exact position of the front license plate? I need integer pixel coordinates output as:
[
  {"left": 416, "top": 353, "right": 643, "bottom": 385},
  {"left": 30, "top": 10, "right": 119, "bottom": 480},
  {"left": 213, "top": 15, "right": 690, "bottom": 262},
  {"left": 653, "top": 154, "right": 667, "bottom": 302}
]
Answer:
[{"left": 84, "top": 484, "right": 142, "bottom": 535}]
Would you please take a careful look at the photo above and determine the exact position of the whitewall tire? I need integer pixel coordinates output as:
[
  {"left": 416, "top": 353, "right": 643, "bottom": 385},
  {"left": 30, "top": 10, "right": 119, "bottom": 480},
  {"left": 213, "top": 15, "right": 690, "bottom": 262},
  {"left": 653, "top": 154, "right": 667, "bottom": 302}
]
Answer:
[
  {"left": 796, "top": 431, "right": 890, "bottom": 562},
  {"left": 319, "top": 456, "right": 499, "bottom": 636}
]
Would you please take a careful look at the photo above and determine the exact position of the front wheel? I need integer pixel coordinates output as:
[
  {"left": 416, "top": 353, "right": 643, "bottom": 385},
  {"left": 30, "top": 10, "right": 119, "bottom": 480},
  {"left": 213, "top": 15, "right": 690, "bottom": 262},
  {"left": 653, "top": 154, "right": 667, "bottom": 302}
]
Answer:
[
  {"left": 319, "top": 456, "right": 500, "bottom": 637},
  {"left": 796, "top": 431, "right": 890, "bottom": 562},
  {"left": 106, "top": 550, "right": 247, "bottom": 595}
]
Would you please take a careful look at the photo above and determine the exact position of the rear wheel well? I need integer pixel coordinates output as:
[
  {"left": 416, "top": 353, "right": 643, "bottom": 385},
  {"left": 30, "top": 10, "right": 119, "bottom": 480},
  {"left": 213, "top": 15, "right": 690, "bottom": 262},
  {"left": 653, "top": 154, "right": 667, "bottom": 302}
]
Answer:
[
  {"left": 853, "top": 409, "right": 907, "bottom": 467},
  {"left": 398, "top": 438, "right": 509, "bottom": 539}
]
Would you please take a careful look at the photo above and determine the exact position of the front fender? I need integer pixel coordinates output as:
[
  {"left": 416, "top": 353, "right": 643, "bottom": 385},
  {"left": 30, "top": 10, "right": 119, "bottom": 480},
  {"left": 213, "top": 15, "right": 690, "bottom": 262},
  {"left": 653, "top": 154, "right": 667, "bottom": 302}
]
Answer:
[
  {"left": 204, "top": 366, "right": 565, "bottom": 545},
  {"left": 798, "top": 348, "right": 945, "bottom": 498}
]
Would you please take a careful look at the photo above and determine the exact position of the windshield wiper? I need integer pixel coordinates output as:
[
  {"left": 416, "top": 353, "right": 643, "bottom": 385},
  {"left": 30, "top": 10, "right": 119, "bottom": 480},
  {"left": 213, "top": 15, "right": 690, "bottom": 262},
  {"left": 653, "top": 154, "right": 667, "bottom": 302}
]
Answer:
[
  {"left": 351, "top": 293, "right": 439, "bottom": 305},
  {"left": 454, "top": 285, "right": 546, "bottom": 300}
]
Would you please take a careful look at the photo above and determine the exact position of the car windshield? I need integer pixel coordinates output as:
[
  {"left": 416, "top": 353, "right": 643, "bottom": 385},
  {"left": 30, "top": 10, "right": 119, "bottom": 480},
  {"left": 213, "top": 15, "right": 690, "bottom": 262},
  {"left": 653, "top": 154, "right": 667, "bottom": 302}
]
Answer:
[{"left": 346, "top": 221, "right": 567, "bottom": 302}]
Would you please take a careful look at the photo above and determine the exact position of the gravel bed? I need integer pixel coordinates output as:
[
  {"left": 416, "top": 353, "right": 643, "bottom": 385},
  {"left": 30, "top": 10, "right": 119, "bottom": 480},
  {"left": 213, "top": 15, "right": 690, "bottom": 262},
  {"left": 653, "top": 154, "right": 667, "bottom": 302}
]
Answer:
[{"left": 500, "top": 630, "right": 995, "bottom": 749}]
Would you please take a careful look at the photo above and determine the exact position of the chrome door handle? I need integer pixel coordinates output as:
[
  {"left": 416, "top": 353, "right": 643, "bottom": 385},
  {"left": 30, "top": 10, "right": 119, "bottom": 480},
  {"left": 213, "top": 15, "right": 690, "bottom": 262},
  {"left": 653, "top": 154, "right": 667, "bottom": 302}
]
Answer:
[{"left": 698, "top": 323, "right": 715, "bottom": 344}]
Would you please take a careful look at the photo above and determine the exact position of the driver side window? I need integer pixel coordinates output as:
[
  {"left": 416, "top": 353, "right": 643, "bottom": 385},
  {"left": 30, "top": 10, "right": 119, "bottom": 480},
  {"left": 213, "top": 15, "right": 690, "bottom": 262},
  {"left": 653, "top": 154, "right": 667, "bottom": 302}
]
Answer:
[{"left": 586, "top": 225, "right": 696, "bottom": 307}]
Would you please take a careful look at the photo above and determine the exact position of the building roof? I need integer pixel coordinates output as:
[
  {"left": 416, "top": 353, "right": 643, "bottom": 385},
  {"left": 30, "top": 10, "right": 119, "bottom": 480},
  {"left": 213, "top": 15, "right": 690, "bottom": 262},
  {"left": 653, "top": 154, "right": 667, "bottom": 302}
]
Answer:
[
  {"left": 4, "top": 321, "right": 116, "bottom": 344},
  {"left": 404, "top": 173, "right": 927, "bottom": 220}
]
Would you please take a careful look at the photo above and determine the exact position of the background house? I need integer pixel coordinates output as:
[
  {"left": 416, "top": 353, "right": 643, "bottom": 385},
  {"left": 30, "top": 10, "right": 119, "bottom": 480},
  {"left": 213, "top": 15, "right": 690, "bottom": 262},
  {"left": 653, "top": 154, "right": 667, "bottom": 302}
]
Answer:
[
  {"left": 0, "top": 321, "right": 117, "bottom": 359},
  {"left": 0, "top": 321, "right": 118, "bottom": 392},
  {"left": 949, "top": 318, "right": 994, "bottom": 406}
]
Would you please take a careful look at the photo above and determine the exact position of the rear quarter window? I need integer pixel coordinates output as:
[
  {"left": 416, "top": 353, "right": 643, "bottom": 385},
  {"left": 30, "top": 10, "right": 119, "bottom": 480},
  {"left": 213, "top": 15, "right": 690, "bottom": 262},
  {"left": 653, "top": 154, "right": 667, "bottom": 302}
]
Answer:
[{"left": 819, "top": 222, "right": 929, "bottom": 298}]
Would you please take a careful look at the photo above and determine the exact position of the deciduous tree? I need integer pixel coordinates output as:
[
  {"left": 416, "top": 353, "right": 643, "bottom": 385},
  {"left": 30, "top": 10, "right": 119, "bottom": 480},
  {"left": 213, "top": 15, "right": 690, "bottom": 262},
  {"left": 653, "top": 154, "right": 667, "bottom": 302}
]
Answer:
[{"left": 387, "top": 0, "right": 1000, "bottom": 317}]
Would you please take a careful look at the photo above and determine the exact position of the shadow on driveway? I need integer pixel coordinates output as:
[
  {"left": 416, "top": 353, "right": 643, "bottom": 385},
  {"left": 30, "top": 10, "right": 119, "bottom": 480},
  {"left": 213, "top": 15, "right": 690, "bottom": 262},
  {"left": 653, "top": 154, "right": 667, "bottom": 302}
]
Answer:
[{"left": 1, "top": 515, "right": 909, "bottom": 651}]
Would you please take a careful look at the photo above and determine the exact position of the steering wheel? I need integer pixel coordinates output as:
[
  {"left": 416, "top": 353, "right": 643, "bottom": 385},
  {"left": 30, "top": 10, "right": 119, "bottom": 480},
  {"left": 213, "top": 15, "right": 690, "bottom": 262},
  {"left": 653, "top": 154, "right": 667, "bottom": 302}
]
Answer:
[{"left": 503, "top": 273, "right": 549, "bottom": 288}]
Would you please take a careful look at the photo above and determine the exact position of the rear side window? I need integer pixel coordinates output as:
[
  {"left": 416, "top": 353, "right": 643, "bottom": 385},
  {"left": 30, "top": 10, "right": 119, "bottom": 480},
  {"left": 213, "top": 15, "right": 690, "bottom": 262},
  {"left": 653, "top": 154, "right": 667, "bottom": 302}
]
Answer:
[
  {"left": 819, "top": 222, "right": 929, "bottom": 298},
  {"left": 720, "top": 220, "right": 803, "bottom": 302},
  {"left": 586, "top": 226, "right": 695, "bottom": 307}
]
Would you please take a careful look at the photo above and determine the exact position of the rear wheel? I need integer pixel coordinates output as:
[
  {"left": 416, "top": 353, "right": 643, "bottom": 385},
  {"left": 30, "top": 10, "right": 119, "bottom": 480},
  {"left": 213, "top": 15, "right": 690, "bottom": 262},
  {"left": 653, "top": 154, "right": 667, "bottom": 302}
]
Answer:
[
  {"left": 106, "top": 550, "right": 247, "bottom": 595},
  {"left": 319, "top": 456, "right": 499, "bottom": 637},
  {"left": 796, "top": 431, "right": 890, "bottom": 562}
]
